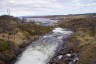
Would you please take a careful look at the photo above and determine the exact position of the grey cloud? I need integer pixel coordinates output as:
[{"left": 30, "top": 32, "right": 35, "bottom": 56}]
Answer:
[{"left": 0, "top": 0, "right": 96, "bottom": 16}]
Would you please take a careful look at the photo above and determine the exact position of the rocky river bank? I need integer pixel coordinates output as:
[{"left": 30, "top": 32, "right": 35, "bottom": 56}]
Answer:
[{"left": 49, "top": 37, "right": 79, "bottom": 64}]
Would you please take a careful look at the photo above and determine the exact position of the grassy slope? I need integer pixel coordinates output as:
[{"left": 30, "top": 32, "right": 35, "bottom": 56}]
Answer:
[
  {"left": 0, "top": 15, "right": 52, "bottom": 45},
  {"left": 0, "top": 15, "right": 52, "bottom": 64},
  {"left": 57, "top": 14, "right": 96, "bottom": 64}
]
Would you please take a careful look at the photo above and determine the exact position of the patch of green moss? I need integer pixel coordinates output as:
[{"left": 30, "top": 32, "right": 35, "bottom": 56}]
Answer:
[{"left": 0, "top": 39, "right": 10, "bottom": 51}]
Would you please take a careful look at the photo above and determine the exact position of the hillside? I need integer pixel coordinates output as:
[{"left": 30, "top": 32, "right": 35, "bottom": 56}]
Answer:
[
  {"left": 0, "top": 15, "right": 52, "bottom": 64},
  {"left": 57, "top": 14, "right": 96, "bottom": 64}
]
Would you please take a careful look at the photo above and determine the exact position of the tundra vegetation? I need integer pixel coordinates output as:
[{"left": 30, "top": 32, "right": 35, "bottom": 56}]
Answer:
[
  {"left": 0, "top": 15, "right": 52, "bottom": 64},
  {"left": 58, "top": 14, "right": 96, "bottom": 64}
]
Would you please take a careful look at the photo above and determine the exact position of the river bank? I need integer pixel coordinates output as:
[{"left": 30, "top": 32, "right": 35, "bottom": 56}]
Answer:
[
  {"left": 57, "top": 15, "right": 96, "bottom": 64},
  {"left": 0, "top": 15, "right": 52, "bottom": 64},
  {"left": 10, "top": 37, "right": 39, "bottom": 64},
  {"left": 48, "top": 36, "right": 79, "bottom": 64}
]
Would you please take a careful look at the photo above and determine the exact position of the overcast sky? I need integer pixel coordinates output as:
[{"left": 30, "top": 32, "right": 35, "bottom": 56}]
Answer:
[{"left": 0, "top": 0, "right": 96, "bottom": 16}]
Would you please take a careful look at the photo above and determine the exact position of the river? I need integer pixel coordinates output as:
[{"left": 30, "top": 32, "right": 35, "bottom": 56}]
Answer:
[{"left": 14, "top": 27, "right": 73, "bottom": 64}]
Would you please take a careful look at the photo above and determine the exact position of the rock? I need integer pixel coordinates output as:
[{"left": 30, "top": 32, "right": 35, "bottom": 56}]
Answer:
[{"left": 58, "top": 55, "right": 63, "bottom": 59}]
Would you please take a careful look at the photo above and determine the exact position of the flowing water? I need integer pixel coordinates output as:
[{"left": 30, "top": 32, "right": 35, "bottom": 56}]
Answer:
[{"left": 15, "top": 27, "right": 73, "bottom": 64}]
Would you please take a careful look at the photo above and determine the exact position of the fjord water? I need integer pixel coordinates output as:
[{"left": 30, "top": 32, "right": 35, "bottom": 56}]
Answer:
[{"left": 15, "top": 27, "right": 73, "bottom": 64}]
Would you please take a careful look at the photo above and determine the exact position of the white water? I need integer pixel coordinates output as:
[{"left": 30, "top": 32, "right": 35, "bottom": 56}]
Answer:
[{"left": 15, "top": 27, "right": 73, "bottom": 64}]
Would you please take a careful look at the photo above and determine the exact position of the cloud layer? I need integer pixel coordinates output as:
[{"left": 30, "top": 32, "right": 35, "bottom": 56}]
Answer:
[{"left": 0, "top": 0, "right": 96, "bottom": 16}]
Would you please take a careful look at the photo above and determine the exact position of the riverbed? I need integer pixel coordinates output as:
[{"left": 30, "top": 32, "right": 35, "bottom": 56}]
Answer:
[{"left": 14, "top": 27, "right": 73, "bottom": 64}]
